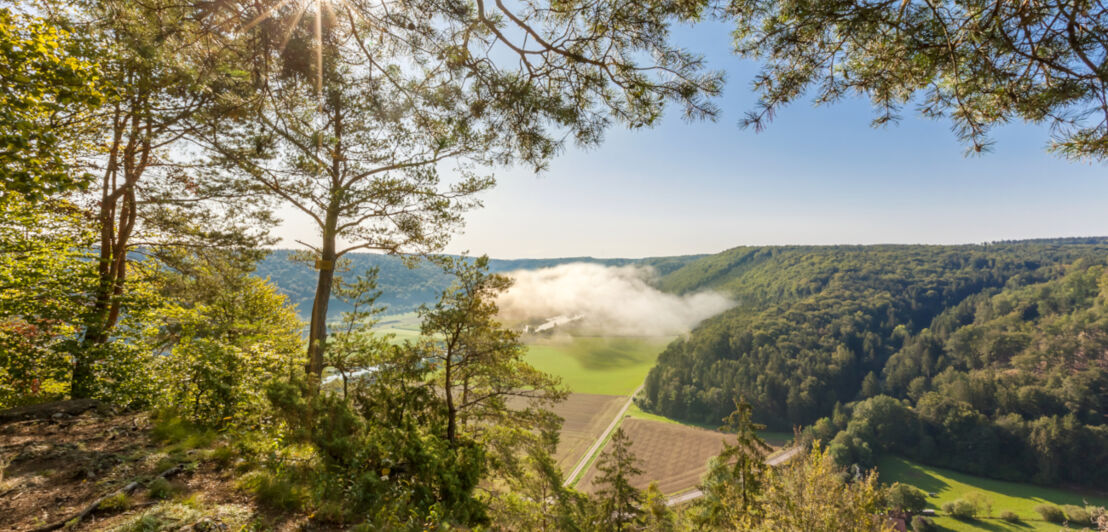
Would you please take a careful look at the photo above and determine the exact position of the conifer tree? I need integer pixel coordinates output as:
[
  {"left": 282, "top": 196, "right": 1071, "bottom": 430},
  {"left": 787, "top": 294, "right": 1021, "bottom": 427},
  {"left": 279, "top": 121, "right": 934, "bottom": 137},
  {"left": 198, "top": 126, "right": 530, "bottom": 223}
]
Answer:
[{"left": 594, "top": 426, "right": 644, "bottom": 532}]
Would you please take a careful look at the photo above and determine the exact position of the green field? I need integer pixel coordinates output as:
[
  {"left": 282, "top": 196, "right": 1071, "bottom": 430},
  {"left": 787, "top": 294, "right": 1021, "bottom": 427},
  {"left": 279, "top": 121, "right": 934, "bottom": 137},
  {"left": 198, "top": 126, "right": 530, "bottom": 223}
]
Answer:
[
  {"left": 878, "top": 456, "right": 1108, "bottom": 531},
  {"left": 625, "top": 404, "right": 793, "bottom": 447},
  {"left": 523, "top": 336, "right": 671, "bottom": 396}
]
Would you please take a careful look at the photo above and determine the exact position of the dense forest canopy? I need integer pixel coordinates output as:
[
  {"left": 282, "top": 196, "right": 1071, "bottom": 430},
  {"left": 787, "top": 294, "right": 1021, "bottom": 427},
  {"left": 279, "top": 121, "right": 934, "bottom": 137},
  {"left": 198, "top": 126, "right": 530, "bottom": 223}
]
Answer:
[{"left": 640, "top": 239, "right": 1108, "bottom": 488}]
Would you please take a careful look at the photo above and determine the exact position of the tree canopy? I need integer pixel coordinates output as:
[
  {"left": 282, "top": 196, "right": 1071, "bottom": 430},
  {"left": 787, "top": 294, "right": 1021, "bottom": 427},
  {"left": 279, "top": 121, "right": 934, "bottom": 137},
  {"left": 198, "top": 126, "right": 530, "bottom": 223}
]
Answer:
[{"left": 724, "top": 0, "right": 1108, "bottom": 160}]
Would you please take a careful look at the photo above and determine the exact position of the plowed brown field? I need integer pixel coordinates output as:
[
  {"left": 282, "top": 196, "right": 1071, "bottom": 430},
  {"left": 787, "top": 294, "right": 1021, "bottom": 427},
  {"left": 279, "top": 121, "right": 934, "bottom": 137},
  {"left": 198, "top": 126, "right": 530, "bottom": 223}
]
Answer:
[
  {"left": 550, "top": 393, "right": 626, "bottom": 472},
  {"left": 577, "top": 418, "right": 742, "bottom": 495}
]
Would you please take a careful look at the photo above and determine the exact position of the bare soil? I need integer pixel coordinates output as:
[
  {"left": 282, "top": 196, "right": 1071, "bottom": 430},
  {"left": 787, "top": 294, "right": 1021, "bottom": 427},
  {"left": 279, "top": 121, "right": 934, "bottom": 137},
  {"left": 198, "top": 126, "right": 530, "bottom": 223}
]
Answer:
[
  {"left": 0, "top": 408, "right": 309, "bottom": 531},
  {"left": 576, "top": 417, "right": 768, "bottom": 495},
  {"left": 548, "top": 394, "right": 626, "bottom": 473}
]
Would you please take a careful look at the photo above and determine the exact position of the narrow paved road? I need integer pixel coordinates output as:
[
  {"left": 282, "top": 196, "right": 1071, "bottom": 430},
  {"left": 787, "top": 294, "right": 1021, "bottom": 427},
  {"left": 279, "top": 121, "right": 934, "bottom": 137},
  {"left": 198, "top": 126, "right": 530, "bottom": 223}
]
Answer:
[
  {"left": 664, "top": 445, "right": 803, "bottom": 506},
  {"left": 562, "top": 384, "right": 644, "bottom": 487}
]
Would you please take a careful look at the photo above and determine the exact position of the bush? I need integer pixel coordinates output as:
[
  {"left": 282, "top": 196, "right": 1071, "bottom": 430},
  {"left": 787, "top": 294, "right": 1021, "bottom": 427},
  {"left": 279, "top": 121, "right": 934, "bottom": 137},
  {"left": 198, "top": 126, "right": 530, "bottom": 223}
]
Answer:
[
  {"left": 150, "top": 276, "right": 303, "bottom": 428},
  {"left": 98, "top": 492, "right": 131, "bottom": 511},
  {"left": 942, "top": 499, "right": 977, "bottom": 519},
  {"left": 1035, "top": 504, "right": 1065, "bottom": 523},
  {"left": 998, "top": 510, "right": 1019, "bottom": 523},
  {"left": 910, "top": 515, "right": 936, "bottom": 532},
  {"left": 1061, "top": 504, "right": 1091, "bottom": 526},
  {"left": 235, "top": 470, "right": 306, "bottom": 512},
  {"left": 146, "top": 477, "right": 178, "bottom": 500},
  {"left": 965, "top": 492, "right": 991, "bottom": 518},
  {"left": 886, "top": 482, "right": 927, "bottom": 514}
]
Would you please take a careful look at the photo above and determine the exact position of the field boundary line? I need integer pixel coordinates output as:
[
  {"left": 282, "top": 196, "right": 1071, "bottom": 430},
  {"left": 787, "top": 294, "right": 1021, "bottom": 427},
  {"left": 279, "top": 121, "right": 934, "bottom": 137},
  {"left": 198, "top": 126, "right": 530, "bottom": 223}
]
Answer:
[
  {"left": 563, "top": 384, "right": 643, "bottom": 488},
  {"left": 664, "top": 446, "right": 803, "bottom": 507}
]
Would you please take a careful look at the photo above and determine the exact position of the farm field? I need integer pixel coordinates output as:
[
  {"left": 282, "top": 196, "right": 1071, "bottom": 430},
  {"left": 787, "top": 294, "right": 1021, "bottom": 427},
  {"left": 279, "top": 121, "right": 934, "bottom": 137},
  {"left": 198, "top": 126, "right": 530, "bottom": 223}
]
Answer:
[
  {"left": 625, "top": 404, "right": 793, "bottom": 447},
  {"left": 522, "top": 336, "right": 671, "bottom": 395},
  {"left": 576, "top": 417, "right": 748, "bottom": 495},
  {"left": 547, "top": 394, "right": 627, "bottom": 473},
  {"left": 878, "top": 456, "right": 1108, "bottom": 532}
]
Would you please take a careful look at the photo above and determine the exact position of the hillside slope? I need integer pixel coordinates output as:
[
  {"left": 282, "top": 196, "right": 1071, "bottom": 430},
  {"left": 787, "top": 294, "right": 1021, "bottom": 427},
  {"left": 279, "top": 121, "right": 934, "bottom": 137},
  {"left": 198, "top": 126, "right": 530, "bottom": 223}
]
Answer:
[{"left": 639, "top": 239, "right": 1108, "bottom": 489}]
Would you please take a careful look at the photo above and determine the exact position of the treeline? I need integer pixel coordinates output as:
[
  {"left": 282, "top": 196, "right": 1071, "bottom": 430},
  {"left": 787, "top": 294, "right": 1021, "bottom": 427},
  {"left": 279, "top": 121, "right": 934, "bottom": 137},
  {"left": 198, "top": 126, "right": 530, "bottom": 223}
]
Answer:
[
  {"left": 639, "top": 242, "right": 1108, "bottom": 488},
  {"left": 256, "top": 250, "right": 702, "bottom": 318}
]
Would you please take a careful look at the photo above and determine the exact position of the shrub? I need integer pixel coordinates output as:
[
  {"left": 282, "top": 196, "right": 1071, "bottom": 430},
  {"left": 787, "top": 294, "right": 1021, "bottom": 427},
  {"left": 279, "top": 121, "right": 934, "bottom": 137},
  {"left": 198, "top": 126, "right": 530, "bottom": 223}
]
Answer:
[
  {"left": 98, "top": 492, "right": 131, "bottom": 512},
  {"left": 999, "top": 510, "right": 1019, "bottom": 523},
  {"left": 147, "top": 477, "right": 176, "bottom": 500},
  {"left": 910, "top": 515, "right": 936, "bottom": 532},
  {"left": 942, "top": 499, "right": 977, "bottom": 519},
  {"left": 886, "top": 482, "right": 927, "bottom": 514},
  {"left": 235, "top": 470, "right": 306, "bottom": 512},
  {"left": 965, "top": 492, "right": 992, "bottom": 518},
  {"left": 1062, "top": 504, "right": 1091, "bottom": 526},
  {"left": 1035, "top": 504, "right": 1065, "bottom": 523}
]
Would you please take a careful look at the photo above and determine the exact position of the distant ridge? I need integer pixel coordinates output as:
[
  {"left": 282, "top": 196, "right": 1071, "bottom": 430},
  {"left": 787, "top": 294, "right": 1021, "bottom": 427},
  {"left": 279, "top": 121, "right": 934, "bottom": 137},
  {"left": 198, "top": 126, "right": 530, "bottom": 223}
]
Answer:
[{"left": 254, "top": 250, "right": 705, "bottom": 317}]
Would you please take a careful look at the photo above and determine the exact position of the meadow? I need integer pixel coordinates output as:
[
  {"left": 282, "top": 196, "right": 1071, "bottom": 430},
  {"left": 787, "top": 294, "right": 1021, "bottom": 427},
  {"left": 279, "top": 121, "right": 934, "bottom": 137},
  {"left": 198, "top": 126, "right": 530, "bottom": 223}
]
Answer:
[
  {"left": 878, "top": 456, "right": 1108, "bottom": 531},
  {"left": 522, "top": 336, "right": 671, "bottom": 396}
]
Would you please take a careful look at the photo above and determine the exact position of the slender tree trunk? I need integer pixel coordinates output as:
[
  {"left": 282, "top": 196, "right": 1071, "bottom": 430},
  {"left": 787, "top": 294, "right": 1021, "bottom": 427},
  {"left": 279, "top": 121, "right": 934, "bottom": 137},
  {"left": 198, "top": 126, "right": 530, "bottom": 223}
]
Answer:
[
  {"left": 73, "top": 102, "right": 145, "bottom": 398},
  {"left": 305, "top": 207, "right": 339, "bottom": 392},
  {"left": 445, "top": 353, "right": 456, "bottom": 444}
]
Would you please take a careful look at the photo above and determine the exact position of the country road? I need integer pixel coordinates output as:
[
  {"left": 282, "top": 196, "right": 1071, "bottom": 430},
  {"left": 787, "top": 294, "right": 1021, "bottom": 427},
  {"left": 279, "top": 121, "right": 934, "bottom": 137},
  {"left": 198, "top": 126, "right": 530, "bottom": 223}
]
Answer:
[
  {"left": 664, "top": 445, "right": 803, "bottom": 506},
  {"left": 562, "top": 384, "right": 643, "bottom": 487}
]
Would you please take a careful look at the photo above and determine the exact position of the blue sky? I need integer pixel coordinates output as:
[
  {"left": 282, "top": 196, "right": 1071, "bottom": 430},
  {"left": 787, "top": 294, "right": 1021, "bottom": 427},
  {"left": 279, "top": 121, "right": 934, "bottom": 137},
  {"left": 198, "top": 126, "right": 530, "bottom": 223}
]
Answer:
[{"left": 277, "top": 21, "right": 1108, "bottom": 259}]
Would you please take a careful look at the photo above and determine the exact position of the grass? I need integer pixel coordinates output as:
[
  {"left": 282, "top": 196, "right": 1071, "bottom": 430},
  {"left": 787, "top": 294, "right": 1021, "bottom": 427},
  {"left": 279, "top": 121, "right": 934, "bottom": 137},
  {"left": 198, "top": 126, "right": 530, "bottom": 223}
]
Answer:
[
  {"left": 625, "top": 404, "right": 793, "bottom": 447},
  {"left": 523, "top": 336, "right": 672, "bottom": 396},
  {"left": 878, "top": 456, "right": 1108, "bottom": 531}
]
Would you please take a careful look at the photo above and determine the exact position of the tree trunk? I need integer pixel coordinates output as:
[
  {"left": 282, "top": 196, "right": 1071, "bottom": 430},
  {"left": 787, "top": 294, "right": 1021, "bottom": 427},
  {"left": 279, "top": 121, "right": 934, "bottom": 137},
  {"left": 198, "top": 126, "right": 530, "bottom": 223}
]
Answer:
[
  {"left": 445, "top": 354, "right": 456, "bottom": 444},
  {"left": 305, "top": 208, "right": 339, "bottom": 392}
]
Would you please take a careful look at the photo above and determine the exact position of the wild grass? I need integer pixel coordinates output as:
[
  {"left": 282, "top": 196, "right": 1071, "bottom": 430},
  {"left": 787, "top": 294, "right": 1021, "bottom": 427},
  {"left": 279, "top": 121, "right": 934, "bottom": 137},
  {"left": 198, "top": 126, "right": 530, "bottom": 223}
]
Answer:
[{"left": 878, "top": 456, "right": 1108, "bottom": 531}]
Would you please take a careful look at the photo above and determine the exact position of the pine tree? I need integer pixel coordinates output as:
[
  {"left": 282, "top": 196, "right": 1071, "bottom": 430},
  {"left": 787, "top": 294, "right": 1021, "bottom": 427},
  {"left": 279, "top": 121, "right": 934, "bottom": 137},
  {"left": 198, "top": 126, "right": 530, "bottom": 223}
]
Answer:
[
  {"left": 695, "top": 397, "right": 773, "bottom": 528},
  {"left": 594, "top": 427, "right": 644, "bottom": 532}
]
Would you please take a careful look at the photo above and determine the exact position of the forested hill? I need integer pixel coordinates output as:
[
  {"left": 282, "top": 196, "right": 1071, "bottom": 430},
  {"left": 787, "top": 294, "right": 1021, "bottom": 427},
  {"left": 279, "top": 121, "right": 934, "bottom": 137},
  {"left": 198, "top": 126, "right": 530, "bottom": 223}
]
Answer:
[
  {"left": 255, "top": 250, "right": 704, "bottom": 317},
  {"left": 638, "top": 239, "right": 1108, "bottom": 488}
]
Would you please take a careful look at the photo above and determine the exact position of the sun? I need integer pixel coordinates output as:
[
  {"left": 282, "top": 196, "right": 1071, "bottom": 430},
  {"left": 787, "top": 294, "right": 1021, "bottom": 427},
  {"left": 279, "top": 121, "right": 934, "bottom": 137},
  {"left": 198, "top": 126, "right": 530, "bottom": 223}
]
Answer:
[{"left": 242, "top": 0, "right": 349, "bottom": 98}]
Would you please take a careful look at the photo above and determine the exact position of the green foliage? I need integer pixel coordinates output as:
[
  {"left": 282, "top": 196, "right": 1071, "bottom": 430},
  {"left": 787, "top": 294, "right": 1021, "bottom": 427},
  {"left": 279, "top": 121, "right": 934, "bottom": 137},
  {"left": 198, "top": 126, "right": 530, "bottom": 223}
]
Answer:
[
  {"left": 1062, "top": 505, "right": 1092, "bottom": 526},
  {"left": 0, "top": 197, "right": 95, "bottom": 406},
  {"left": 695, "top": 441, "right": 889, "bottom": 531},
  {"left": 1035, "top": 504, "right": 1065, "bottom": 523},
  {"left": 642, "top": 481, "right": 678, "bottom": 532},
  {"left": 418, "top": 256, "right": 566, "bottom": 465},
  {"left": 725, "top": 0, "right": 1108, "bottom": 161},
  {"left": 910, "top": 515, "right": 936, "bottom": 532},
  {"left": 886, "top": 482, "right": 927, "bottom": 515},
  {"left": 643, "top": 242, "right": 1108, "bottom": 488},
  {"left": 592, "top": 427, "right": 644, "bottom": 532},
  {"left": 148, "top": 262, "right": 303, "bottom": 427},
  {"left": 694, "top": 398, "right": 773, "bottom": 527},
  {"left": 998, "top": 510, "right": 1019, "bottom": 523},
  {"left": 149, "top": 412, "right": 216, "bottom": 452},
  {"left": 146, "top": 477, "right": 176, "bottom": 500},
  {"left": 0, "top": 8, "right": 104, "bottom": 201},
  {"left": 486, "top": 446, "right": 594, "bottom": 532},
  {"left": 324, "top": 268, "right": 391, "bottom": 398},
  {"left": 98, "top": 492, "right": 132, "bottom": 512},
  {"left": 942, "top": 499, "right": 977, "bottom": 520}
]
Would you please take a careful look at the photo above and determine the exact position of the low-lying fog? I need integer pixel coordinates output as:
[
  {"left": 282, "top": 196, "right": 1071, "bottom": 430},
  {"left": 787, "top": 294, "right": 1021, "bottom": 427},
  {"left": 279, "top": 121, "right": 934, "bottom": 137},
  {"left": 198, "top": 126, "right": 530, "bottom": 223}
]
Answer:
[{"left": 496, "top": 263, "right": 734, "bottom": 336}]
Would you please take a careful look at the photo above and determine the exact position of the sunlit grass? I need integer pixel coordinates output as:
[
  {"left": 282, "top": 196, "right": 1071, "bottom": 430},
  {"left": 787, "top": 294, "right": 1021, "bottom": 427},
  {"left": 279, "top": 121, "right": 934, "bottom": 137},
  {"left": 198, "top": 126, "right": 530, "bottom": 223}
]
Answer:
[
  {"left": 878, "top": 456, "right": 1108, "bottom": 531},
  {"left": 523, "top": 336, "right": 672, "bottom": 396}
]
